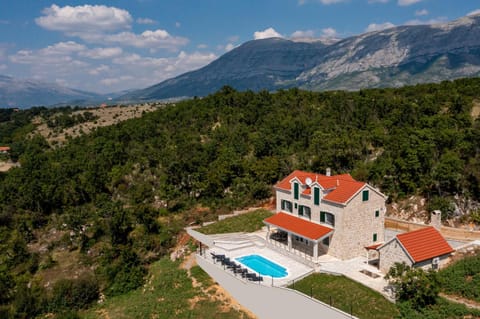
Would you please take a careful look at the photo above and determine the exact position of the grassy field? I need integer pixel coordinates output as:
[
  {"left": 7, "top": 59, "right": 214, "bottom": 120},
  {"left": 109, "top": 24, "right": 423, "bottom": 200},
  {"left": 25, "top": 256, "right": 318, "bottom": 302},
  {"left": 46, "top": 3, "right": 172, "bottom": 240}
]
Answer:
[
  {"left": 197, "top": 209, "right": 273, "bottom": 235},
  {"left": 439, "top": 251, "right": 480, "bottom": 302},
  {"left": 81, "top": 257, "right": 253, "bottom": 319},
  {"left": 289, "top": 273, "right": 398, "bottom": 319}
]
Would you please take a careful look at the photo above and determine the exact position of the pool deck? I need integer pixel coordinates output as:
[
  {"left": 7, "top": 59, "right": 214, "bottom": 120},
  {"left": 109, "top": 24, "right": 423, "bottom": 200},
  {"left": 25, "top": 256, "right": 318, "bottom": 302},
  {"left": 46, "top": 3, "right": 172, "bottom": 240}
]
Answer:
[
  {"left": 207, "top": 232, "right": 313, "bottom": 287},
  {"left": 192, "top": 228, "right": 393, "bottom": 299}
]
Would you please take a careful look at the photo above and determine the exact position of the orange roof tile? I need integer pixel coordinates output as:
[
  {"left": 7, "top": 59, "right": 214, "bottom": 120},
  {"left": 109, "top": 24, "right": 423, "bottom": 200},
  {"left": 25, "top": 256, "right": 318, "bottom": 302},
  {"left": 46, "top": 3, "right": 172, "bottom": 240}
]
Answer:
[
  {"left": 302, "top": 188, "right": 312, "bottom": 195},
  {"left": 274, "top": 170, "right": 366, "bottom": 204},
  {"left": 264, "top": 212, "right": 333, "bottom": 241},
  {"left": 365, "top": 243, "right": 383, "bottom": 250},
  {"left": 396, "top": 227, "right": 454, "bottom": 263},
  {"left": 323, "top": 180, "right": 365, "bottom": 204},
  {"left": 0, "top": 146, "right": 10, "bottom": 152}
]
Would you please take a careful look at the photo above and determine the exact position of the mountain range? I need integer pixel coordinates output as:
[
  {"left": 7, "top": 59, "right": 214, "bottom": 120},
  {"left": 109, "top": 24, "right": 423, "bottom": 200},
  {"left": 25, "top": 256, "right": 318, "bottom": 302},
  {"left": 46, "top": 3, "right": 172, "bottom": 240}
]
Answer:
[
  {"left": 0, "top": 75, "right": 108, "bottom": 108},
  {"left": 121, "top": 13, "right": 480, "bottom": 101},
  {"left": 3, "top": 14, "right": 480, "bottom": 108}
]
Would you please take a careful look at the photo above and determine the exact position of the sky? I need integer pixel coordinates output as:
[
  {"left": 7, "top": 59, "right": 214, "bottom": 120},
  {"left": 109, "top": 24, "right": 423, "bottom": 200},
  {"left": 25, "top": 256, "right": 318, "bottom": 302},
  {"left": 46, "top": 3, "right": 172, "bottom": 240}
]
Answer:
[{"left": 0, "top": 0, "right": 479, "bottom": 94}]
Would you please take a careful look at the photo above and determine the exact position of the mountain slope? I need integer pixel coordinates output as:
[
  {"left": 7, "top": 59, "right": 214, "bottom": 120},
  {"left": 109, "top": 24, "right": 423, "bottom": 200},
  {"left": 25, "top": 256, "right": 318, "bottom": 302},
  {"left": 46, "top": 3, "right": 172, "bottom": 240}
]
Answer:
[
  {"left": 120, "top": 38, "right": 327, "bottom": 101},
  {"left": 0, "top": 75, "right": 103, "bottom": 108},
  {"left": 298, "top": 14, "right": 480, "bottom": 90},
  {"left": 121, "top": 14, "right": 480, "bottom": 101}
]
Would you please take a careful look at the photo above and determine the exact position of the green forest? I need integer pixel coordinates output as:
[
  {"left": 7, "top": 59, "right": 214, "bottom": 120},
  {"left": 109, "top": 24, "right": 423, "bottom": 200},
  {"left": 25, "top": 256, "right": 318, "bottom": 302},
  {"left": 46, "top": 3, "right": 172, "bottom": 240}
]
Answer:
[{"left": 1, "top": 77, "right": 480, "bottom": 317}]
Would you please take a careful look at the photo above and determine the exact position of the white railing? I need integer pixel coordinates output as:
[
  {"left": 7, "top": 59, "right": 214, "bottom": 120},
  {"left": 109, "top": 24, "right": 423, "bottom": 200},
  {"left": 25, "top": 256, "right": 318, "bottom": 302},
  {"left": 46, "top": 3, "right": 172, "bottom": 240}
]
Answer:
[{"left": 266, "top": 240, "right": 317, "bottom": 268}]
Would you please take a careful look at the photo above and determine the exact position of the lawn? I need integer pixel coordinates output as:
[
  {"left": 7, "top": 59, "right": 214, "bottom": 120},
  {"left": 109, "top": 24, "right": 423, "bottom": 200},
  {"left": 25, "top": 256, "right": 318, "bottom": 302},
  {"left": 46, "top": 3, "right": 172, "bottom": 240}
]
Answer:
[
  {"left": 197, "top": 209, "right": 273, "bottom": 235},
  {"left": 81, "top": 257, "right": 253, "bottom": 319},
  {"left": 289, "top": 273, "right": 398, "bottom": 319},
  {"left": 439, "top": 251, "right": 480, "bottom": 302}
]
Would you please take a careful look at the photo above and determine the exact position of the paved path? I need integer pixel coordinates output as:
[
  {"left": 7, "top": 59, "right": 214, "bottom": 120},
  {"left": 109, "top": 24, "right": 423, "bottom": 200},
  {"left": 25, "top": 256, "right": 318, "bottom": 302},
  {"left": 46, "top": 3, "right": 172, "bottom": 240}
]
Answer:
[
  {"left": 197, "top": 254, "right": 358, "bottom": 319},
  {"left": 317, "top": 256, "right": 394, "bottom": 301}
]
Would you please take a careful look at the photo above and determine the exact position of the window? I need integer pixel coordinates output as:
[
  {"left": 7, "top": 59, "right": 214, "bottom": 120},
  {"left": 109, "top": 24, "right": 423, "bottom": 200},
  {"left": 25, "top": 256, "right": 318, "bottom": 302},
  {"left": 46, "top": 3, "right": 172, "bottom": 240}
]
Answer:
[
  {"left": 281, "top": 200, "right": 293, "bottom": 213},
  {"left": 299, "top": 205, "right": 311, "bottom": 219},
  {"left": 322, "top": 236, "right": 330, "bottom": 246},
  {"left": 294, "top": 182, "right": 299, "bottom": 200},
  {"left": 362, "top": 190, "right": 369, "bottom": 201},
  {"left": 313, "top": 187, "right": 320, "bottom": 205},
  {"left": 375, "top": 210, "right": 380, "bottom": 218},
  {"left": 320, "top": 211, "right": 335, "bottom": 227},
  {"left": 373, "top": 233, "right": 377, "bottom": 242}
]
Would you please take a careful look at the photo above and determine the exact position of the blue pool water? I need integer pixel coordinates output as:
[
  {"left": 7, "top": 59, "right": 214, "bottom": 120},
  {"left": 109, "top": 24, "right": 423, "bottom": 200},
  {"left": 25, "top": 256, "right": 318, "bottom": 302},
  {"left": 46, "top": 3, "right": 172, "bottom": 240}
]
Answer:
[{"left": 236, "top": 254, "right": 288, "bottom": 278}]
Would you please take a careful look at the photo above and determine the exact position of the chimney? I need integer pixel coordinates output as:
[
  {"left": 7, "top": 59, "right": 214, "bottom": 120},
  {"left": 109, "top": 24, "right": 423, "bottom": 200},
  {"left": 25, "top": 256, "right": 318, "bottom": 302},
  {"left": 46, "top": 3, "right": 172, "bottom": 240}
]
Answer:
[
  {"left": 430, "top": 210, "right": 442, "bottom": 230},
  {"left": 326, "top": 168, "right": 331, "bottom": 176}
]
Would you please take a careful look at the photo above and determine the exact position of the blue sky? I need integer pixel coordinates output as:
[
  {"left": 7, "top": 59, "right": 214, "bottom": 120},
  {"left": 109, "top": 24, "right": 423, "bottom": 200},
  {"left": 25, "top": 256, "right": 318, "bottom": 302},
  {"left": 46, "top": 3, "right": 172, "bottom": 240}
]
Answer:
[{"left": 0, "top": 0, "right": 479, "bottom": 94}]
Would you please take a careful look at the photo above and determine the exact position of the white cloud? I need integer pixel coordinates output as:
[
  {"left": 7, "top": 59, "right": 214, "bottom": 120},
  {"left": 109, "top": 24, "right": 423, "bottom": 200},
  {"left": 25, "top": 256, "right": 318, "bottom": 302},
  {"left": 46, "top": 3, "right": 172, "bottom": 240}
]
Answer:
[
  {"left": 319, "top": 0, "right": 348, "bottom": 3},
  {"left": 106, "top": 50, "right": 217, "bottom": 90},
  {"left": 467, "top": 9, "right": 480, "bottom": 16},
  {"left": 365, "top": 22, "right": 395, "bottom": 32},
  {"left": 224, "top": 43, "right": 236, "bottom": 52},
  {"left": 137, "top": 18, "right": 156, "bottom": 25},
  {"left": 80, "top": 47, "right": 123, "bottom": 59},
  {"left": 9, "top": 41, "right": 87, "bottom": 65},
  {"left": 321, "top": 27, "right": 338, "bottom": 38},
  {"left": 415, "top": 9, "right": 428, "bottom": 16},
  {"left": 228, "top": 35, "right": 240, "bottom": 42},
  {"left": 103, "top": 29, "right": 189, "bottom": 50},
  {"left": 88, "top": 64, "right": 110, "bottom": 75},
  {"left": 175, "top": 22, "right": 181, "bottom": 28},
  {"left": 101, "top": 75, "right": 134, "bottom": 86},
  {"left": 6, "top": 34, "right": 216, "bottom": 93},
  {"left": 368, "top": 0, "right": 389, "bottom": 3},
  {"left": 404, "top": 17, "right": 447, "bottom": 26},
  {"left": 299, "top": 0, "right": 348, "bottom": 4},
  {"left": 36, "top": 4, "right": 132, "bottom": 33},
  {"left": 398, "top": 0, "right": 423, "bottom": 6},
  {"left": 253, "top": 27, "right": 283, "bottom": 40},
  {"left": 34, "top": 4, "right": 188, "bottom": 52},
  {"left": 197, "top": 44, "right": 208, "bottom": 49},
  {"left": 291, "top": 30, "right": 315, "bottom": 38}
]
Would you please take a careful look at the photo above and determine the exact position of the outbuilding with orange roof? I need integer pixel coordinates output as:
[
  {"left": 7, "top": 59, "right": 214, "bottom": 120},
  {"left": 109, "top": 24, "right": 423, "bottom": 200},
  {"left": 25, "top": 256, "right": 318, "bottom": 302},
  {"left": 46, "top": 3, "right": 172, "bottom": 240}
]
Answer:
[{"left": 377, "top": 226, "right": 454, "bottom": 272}]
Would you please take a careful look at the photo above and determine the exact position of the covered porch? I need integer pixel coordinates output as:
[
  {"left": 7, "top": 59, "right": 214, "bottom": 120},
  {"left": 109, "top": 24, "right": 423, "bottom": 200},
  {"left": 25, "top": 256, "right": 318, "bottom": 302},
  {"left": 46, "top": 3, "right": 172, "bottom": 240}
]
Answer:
[
  {"left": 364, "top": 243, "right": 382, "bottom": 268},
  {"left": 264, "top": 213, "right": 334, "bottom": 263}
]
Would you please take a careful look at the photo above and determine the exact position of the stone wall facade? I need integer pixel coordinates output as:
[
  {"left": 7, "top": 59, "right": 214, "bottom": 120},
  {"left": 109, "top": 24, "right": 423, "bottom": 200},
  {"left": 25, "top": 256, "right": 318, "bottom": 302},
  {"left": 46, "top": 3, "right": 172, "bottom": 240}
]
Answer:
[
  {"left": 327, "top": 185, "right": 386, "bottom": 260},
  {"left": 378, "top": 239, "right": 413, "bottom": 273},
  {"left": 274, "top": 181, "right": 386, "bottom": 260}
]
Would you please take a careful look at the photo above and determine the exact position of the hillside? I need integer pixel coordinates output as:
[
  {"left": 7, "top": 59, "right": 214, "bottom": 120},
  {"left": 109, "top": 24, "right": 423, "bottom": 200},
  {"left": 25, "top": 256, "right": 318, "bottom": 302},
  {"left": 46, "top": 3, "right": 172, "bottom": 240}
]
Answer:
[
  {"left": 34, "top": 103, "right": 162, "bottom": 146},
  {"left": 1, "top": 79, "right": 480, "bottom": 317},
  {"left": 121, "top": 14, "right": 480, "bottom": 101}
]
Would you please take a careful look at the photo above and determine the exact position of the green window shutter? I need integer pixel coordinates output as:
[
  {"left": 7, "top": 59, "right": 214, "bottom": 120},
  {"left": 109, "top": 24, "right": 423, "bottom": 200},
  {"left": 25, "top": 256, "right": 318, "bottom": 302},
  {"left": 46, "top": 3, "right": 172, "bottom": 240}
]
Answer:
[
  {"left": 320, "top": 211, "right": 326, "bottom": 223},
  {"left": 299, "top": 205, "right": 303, "bottom": 215},
  {"left": 373, "top": 233, "right": 377, "bottom": 242},
  {"left": 362, "top": 190, "right": 369, "bottom": 201},
  {"left": 314, "top": 187, "right": 320, "bottom": 205},
  {"left": 294, "top": 183, "right": 299, "bottom": 200},
  {"left": 375, "top": 210, "right": 379, "bottom": 217}
]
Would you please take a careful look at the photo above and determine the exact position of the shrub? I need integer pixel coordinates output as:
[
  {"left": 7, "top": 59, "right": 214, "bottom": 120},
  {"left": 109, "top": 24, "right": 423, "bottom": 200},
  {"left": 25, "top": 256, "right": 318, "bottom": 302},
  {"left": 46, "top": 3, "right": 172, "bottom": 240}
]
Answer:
[{"left": 50, "top": 276, "right": 99, "bottom": 311}]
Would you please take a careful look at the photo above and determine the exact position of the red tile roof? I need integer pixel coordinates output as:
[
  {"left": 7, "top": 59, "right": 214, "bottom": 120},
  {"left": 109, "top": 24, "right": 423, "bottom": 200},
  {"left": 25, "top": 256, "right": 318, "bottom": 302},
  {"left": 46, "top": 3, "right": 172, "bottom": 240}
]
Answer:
[
  {"left": 264, "top": 212, "right": 333, "bottom": 241},
  {"left": 274, "top": 170, "right": 366, "bottom": 204},
  {"left": 365, "top": 243, "right": 383, "bottom": 250},
  {"left": 396, "top": 227, "right": 454, "bottom": 263},
  {"left": 0, "top": 146, "right": 10, "bottom": 152}
]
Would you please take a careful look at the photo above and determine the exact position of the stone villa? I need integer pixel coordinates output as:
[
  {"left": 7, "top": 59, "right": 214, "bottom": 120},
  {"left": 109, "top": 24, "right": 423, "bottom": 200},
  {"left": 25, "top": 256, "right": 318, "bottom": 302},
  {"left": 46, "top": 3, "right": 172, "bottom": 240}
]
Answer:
[{"left": 264, "top": 169, "right": 387, "bottom": 261}]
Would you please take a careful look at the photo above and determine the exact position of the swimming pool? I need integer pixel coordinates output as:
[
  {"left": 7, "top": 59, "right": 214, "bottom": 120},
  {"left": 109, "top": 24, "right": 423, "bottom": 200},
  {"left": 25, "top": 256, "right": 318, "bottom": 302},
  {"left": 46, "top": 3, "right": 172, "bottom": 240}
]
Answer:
[{"left": 236, "top": 254, "right": 288, "bottom": 278}]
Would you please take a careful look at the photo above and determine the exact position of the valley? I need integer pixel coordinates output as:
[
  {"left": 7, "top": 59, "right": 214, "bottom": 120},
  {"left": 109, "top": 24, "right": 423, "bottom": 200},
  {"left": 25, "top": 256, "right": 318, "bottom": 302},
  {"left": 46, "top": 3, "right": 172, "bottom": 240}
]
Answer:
[{"left": 2, "top": 79, "right": 480, "bottom": 317}]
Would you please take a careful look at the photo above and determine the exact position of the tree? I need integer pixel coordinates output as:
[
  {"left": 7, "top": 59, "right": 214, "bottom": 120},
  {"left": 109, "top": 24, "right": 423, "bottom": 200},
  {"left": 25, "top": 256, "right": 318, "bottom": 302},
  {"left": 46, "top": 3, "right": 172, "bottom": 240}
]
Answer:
[{"left": 386, "top": 262, "right": 440, "bottom": 309}]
